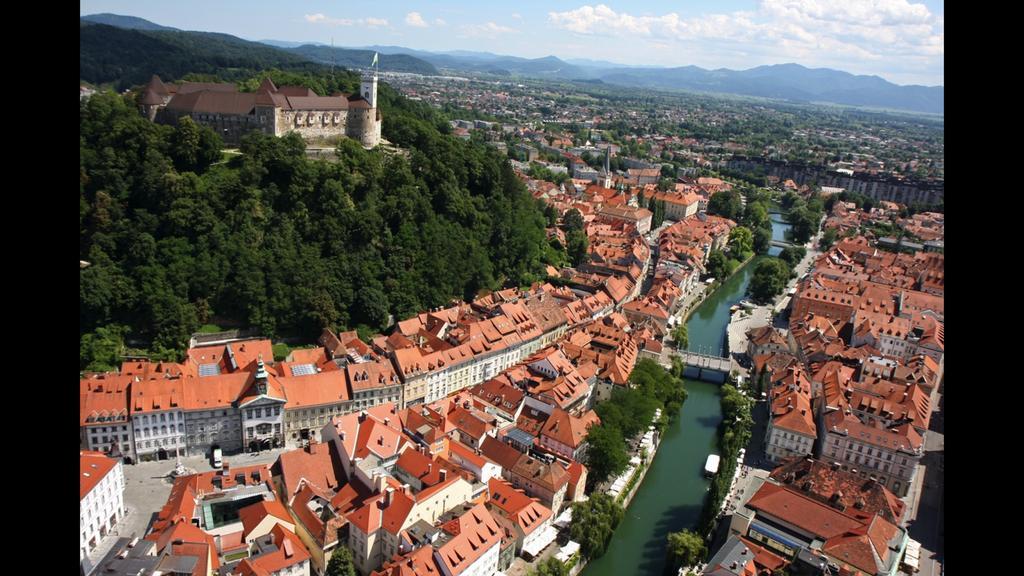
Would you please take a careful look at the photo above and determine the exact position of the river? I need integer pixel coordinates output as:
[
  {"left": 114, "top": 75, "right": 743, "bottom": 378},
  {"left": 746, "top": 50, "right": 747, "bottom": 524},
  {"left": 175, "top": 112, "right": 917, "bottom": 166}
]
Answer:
[{"left": 582, "top": 215, "right": 793, "bottom": 576}]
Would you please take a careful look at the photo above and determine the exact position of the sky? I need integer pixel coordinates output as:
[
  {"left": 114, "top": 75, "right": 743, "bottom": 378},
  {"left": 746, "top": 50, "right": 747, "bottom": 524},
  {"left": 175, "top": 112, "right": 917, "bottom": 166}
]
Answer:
[{"left": 79, "top": 0, "right": 944, "bottom": 86}]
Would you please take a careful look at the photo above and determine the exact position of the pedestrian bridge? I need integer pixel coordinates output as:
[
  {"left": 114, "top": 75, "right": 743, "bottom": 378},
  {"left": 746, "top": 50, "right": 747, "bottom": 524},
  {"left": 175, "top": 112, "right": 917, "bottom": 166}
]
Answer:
[
  {"left": 770, "top": 239, "right": 799, "bottom": 249},
  {"left": 664, "top": 351, "right": 731, "bottom": 383}
]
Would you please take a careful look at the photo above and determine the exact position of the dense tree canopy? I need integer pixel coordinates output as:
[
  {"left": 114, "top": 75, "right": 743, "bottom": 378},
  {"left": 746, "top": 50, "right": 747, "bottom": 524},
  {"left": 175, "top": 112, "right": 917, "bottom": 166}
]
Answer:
[
  {"left": 707, "top": 189, "right": 743, "bottom": 220},
  {"left": 530, "top": 557, "right": 569, "bottom": 576},
  {"left": 80, "top": 75, "right": 552, "bottom": 366},
  {"left": 586, "top": 360, "right": 686, "bottom": 486},
  {"left": 748, "top": 258, "right": 791, "bottom": 304},
  {"left": 728, "top": 226, "right": 754, "bottom": 260},
  {"left": 778, "top": 245, "right": 807, "bottom": 269},
  {"left": 583, "top": 423, "right": 628, "bottom": 488},
  {"left": 666, "top": 530, "right": 707, "bottom": 573},
  {"left": 570, "top": 493, "right": 624, "bottom": 559}
]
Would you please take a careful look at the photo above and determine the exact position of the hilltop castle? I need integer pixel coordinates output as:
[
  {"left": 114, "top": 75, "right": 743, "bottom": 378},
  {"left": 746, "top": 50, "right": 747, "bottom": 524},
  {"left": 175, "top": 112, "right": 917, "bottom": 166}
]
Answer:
[{"left": 139, "top": 73, "right": 382, "bottom": 148}]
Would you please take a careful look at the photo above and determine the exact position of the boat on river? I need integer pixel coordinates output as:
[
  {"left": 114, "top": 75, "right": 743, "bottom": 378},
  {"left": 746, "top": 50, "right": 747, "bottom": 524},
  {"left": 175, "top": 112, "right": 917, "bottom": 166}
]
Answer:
[{"left": 704, "top": 454, "right": 720, "bottom": 477}]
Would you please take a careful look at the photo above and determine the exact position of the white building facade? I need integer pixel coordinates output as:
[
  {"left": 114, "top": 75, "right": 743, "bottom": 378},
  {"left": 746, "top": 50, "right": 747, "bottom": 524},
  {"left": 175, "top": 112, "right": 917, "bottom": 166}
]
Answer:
[{"left": 80, "top": 453, "right": 126, "bottom": 561}]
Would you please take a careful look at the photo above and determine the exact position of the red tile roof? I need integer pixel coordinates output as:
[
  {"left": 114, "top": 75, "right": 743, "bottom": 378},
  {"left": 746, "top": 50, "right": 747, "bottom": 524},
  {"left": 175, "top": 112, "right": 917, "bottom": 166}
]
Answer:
[
  {"left": 746, "top": 482, "right": 862, "bottom": 539},
  {"left": 235, "top": 524, "right": 310, "bottom": 575},
  {"left": 435, "top": 503, "right": 503, "bottom": 576},
  {"left": 238, "top": 498, "right": 293, "bottom": 540},
  {"left": 80, "top": 451, "right": 117, "bottom": 499},
  {"left": 540, "top": 408, "right": 600, "bottom": 450},
  {"left": 487, "top": 478, "right": 553, "bottom": 537},
  {"left": 278, "top": 371, "right": 348, "bottom": 409},
  {"left": 275, "top": 440, "right": 343, "bottom": 496}
]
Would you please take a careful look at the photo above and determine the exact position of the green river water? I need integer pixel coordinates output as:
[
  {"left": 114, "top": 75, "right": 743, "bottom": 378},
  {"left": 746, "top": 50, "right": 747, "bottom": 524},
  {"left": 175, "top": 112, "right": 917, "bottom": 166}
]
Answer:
[{"left": 583, "top": 212, "right": 793, "bottom": 576}]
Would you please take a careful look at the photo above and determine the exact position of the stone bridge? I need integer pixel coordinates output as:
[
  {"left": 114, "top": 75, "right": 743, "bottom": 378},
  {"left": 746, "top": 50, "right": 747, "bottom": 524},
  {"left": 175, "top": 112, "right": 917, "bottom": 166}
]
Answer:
[{"left": 662, "top": 351, "right": 732, "bottom": 382}]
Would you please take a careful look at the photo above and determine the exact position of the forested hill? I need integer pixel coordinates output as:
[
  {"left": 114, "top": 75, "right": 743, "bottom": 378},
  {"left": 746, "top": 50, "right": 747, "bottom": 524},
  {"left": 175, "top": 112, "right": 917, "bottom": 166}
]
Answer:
[
  {"left": 80, "top": 22, "right": 321, "bottom": 89},
  {"left": 80, "top": 20, "right": 439, "bottom": 90},
  {"left": 79, "top": 71, "right": 557, "bottom": 369}
]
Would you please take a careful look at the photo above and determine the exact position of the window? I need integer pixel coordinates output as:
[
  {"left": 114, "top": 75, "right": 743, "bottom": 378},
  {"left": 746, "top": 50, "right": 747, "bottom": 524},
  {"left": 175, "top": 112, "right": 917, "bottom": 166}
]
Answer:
[{"left": 160, "top": 413, "right": 166, "bottom": 423}]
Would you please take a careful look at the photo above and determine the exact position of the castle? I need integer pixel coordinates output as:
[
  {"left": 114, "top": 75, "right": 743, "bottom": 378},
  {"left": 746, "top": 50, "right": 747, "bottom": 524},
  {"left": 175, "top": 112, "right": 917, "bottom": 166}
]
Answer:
[{"left": 139, "top": 73, "right": 382, "bottom": 148}]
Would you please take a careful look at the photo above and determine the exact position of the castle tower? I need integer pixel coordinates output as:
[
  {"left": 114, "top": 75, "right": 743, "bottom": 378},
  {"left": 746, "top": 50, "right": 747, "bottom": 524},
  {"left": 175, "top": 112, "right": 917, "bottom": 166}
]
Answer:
[
  {"left": 603, "top": 147, "right": 612, "bottom": 189},
  {"left": 140, "top": 74, "right": 171, "bottom": 121},
  {"left": 360, "top": 71, "right": 378, "bottom": 109}
]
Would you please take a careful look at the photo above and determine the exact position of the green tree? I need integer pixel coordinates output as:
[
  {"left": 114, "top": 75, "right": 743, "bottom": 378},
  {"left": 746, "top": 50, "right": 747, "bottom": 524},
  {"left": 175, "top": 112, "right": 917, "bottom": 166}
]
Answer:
[
  {"left": 562, "top": 208, "right": 584, "bottom": 232},
  {"left": 707, "top": 190, "right": 743, "bottom": 220},
  {"left": 778, "top": 245, "right": 807, "bottom": 269},
  {"left": 743, "top": 201, "right": 769, "bottom": 229},
  {"left": 666, "top": 530, "right": 707, "bottom": 572},
  {"left": 705, "top": 250, "right": 729, "bottom": 280},
  {"left": 324, "top": 546, "right": 356, "bottom": 576},
  {"left": 753, "top": 225, "right": 772, "bottom": 255},
  {"left": 788, "top": 207, "right": 818, "bottom": 244},
  {"left": 570, "top": 493, "right": 624, "bottom": 559},
  {"left": 80, "top": 324, "right": 130, "bottom": 371},
  {"left": 530, "top": 557, "right": 569, "bottom": 576},
  {"left": 672, "top": 324, "right": 689, "bottom": 350},
  {"left": 584, "top": 423, "right": 628, "bottom": 485},
  {"left": 748, "top": 258, "right": 791, "bottom": 304},
  {"left": 566, "top": 229, "right": 590, "bottom": 267},
  {"left": 728, "top": 226, "right": 754, "bottom": 259},
  {"left": 170, "top": 116, "right": 223, "bottom": 174},
  {"left": 820, "top": 227, "right": 838, "bottom": 249}
]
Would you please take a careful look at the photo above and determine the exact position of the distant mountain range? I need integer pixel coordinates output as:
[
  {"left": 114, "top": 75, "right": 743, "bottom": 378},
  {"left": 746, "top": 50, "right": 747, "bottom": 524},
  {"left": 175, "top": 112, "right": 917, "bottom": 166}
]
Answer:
[
  {"left": 79, "top": 16, "right": 438, "bottom": 88},
  {"left": 284, "top": 45, "right": 438, "bottom": 76},
  {"left": 362, "top": 46, "right": 942, "bottom": 114},
  {"left": 80, "top": 13, "right": 943, "bottom": 114}
]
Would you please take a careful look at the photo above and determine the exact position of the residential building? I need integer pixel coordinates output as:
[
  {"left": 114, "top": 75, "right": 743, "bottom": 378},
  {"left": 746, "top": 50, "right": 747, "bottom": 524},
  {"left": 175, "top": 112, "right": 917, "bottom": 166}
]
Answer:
[
  {"left": 486, "top": 477, "right": 555, "bottom": 557},
  {"left": 765, "top": 368, "right": 816, "bottom": 465},
  {"left": 128, "top": 376, "right": 186, "bottom": 462},
  {"left": 233, "top": 524, "right": 312, "bottom": 576},
  {"left": 80, "top": 374, "right": 133, "bottom": 457},
  {"left": 280, "top": 370, "right": 351, "bottom": 447},
  {"left": 538, "top": 408, "right": 600, "bottom": 462},
  {"left": 81, "top": 451, "right": 126, "bottom": 561}
]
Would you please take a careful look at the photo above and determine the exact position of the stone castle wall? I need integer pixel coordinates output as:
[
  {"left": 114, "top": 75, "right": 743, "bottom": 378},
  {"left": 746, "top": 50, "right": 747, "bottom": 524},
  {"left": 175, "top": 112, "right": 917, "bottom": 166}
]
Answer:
[
  {"left": 277, "top": 109, "right": 348, "bottom": 142},
  {"left": 152, "top": 103, "right": 380, "bottom": 148},
  {"left": 158, "top": 109, "right": 269, "bottom": 146}
]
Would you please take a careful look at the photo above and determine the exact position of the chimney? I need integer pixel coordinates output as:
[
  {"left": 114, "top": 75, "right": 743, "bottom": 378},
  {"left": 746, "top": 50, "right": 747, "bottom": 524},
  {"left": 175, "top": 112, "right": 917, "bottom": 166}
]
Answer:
[
  {"left": 384, "top": 486, "right": 395, "bottom": 507},
  {"left": 440, "top": 469, "right": 448, "bottom": 482},
  {"left": 384, "top": 417, "right": 391, "bottom": 427},
  {"left": 359, "top": 410, "right": 368, "bottom": 422}
]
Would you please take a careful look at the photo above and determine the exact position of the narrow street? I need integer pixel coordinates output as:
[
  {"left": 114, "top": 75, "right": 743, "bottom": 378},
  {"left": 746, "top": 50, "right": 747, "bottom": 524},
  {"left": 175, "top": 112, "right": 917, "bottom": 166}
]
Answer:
[{"left": 903, "top": 387, "right": 944, "bottom": 576}]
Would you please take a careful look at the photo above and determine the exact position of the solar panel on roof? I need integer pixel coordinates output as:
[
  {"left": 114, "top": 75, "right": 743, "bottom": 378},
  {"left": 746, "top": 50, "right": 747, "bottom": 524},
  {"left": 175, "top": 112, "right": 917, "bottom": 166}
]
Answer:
[
  {"left": 291, "top": 363, "right": 317, "bottom": 376},
  {"left": 199, "top": 363, "right": 221, "bottom": 377}
]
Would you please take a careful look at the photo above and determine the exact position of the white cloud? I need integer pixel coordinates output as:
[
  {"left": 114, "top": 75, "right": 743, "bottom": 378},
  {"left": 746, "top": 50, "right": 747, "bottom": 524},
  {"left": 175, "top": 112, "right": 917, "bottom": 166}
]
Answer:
[
  {"left": 460, "top": 22, "right": 517, "bottom": 38},
  {"left": 434, "top": 18, "right": 447, "bottom": 26},
  {"left": 546, "top": 2, "right": 943, "bottom": 84},
  {"left": 305, "top": 14, "right": 388, "bottom": 28},
  {"left": 406, "top": 12, "right": 429, "bottom": 28},
  {"left": 304, "top": 13, "right": 353, "bottom": 26},
  {"left": 512, "top": 13, "right": 523, "bottom": 20}
]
